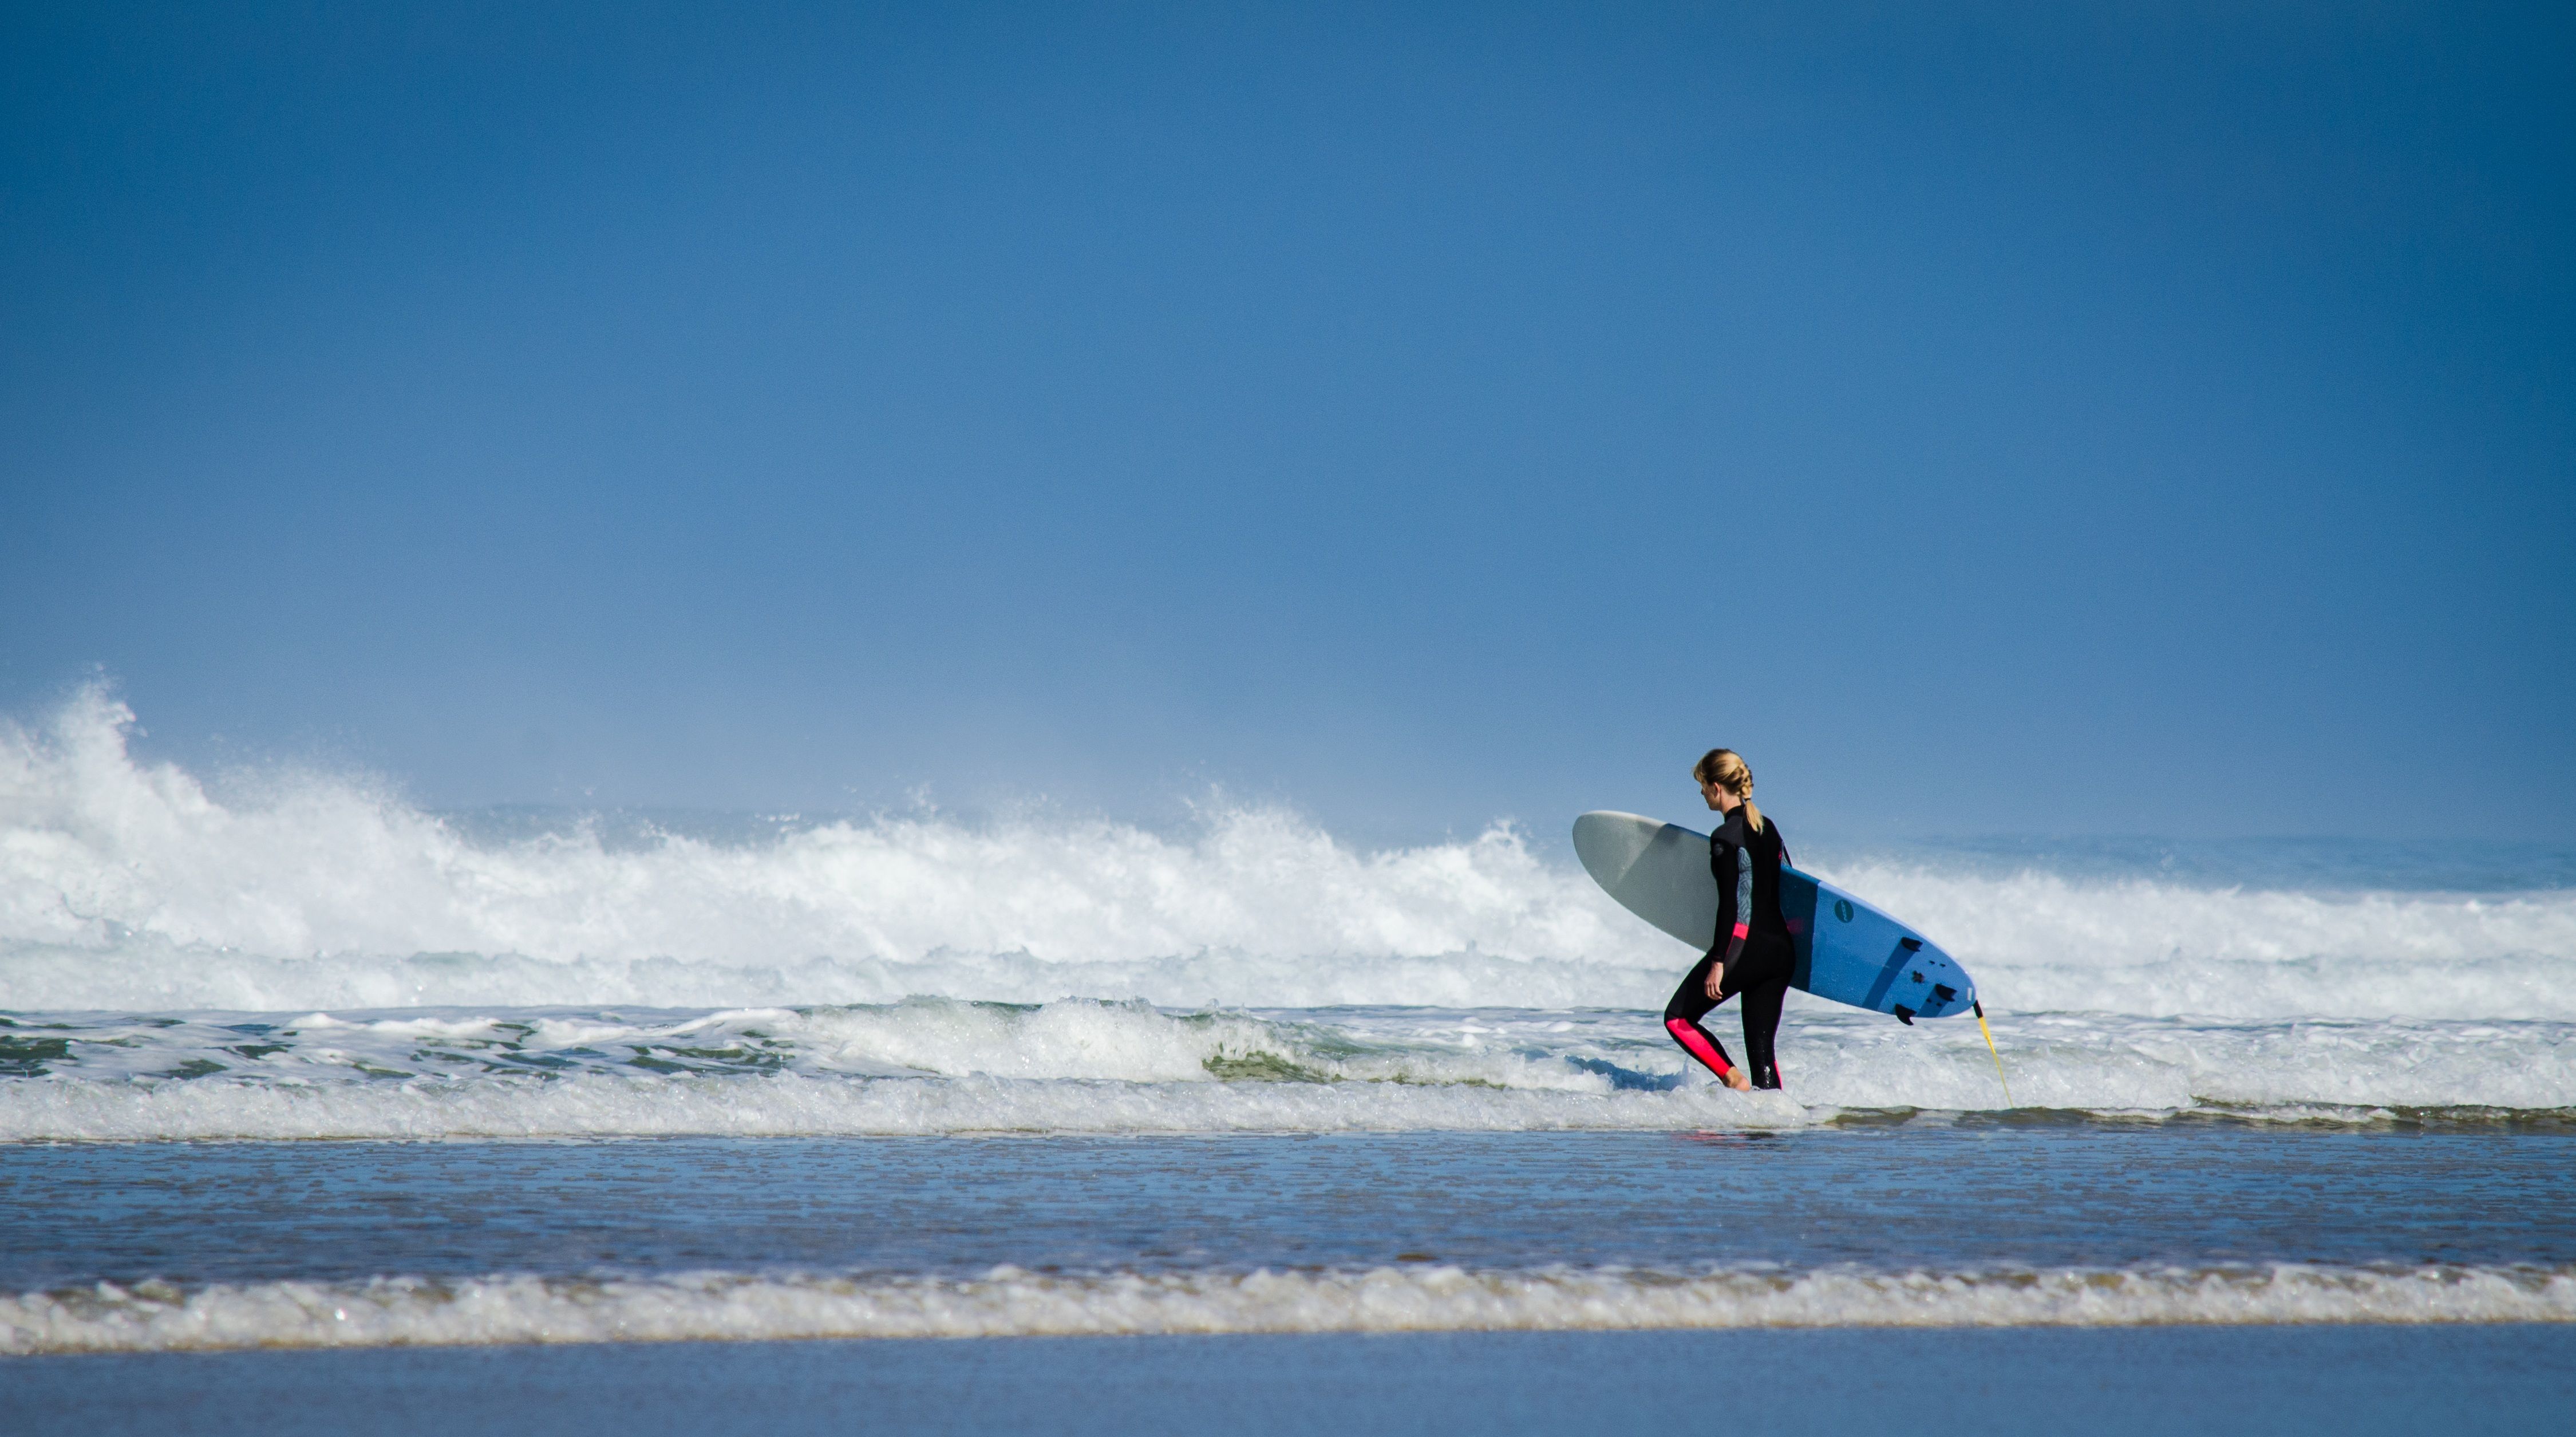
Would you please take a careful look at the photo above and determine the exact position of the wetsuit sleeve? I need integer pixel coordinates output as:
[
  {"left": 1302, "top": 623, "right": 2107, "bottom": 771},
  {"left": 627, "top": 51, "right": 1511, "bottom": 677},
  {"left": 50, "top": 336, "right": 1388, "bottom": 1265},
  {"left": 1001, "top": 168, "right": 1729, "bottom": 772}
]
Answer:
[
  {"left": 1709, "top": 836, "right": 1739, "bottom": 945},
  {"left": 1722, "top": 844, "right": 1751, "bottom": 970}
]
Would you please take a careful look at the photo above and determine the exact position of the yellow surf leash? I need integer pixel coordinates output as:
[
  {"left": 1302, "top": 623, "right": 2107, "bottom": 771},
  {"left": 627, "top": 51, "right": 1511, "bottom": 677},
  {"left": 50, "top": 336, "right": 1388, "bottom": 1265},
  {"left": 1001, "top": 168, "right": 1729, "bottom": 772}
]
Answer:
[{"left": 1971, "top": 1000, "right": 2014, "bottom": 1108}]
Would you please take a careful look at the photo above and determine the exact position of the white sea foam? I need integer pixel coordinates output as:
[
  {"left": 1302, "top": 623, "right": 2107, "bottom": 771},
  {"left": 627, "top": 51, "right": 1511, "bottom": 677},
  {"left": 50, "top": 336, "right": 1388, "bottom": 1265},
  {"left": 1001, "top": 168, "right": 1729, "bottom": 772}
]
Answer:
[
  {"left": 1, "top": 689, "right": 1654, "bottom": 1010},
  {"left": 5, "top": 1262, "right": 2569, "bottom": 1353},
  {"left": 5, "top": 689, "right": 2575, "bottom": 1136},
  {"left": 1, "top": 997, "right": 2567, "bottom": 1140},
  {"left": 1839, "top": 862, "right": 2576, "bottom": 1021},
  {"left": 5, "top": 688, "right": 2573, "bottom": 1019}
]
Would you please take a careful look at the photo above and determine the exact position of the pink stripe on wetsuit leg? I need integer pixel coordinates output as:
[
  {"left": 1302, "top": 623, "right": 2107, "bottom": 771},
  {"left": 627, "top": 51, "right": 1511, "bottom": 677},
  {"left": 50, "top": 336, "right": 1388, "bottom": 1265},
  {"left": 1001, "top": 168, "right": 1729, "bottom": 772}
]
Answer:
[{"left": 1666, "top": 1017, "right": 1732, "bottom": 1077}]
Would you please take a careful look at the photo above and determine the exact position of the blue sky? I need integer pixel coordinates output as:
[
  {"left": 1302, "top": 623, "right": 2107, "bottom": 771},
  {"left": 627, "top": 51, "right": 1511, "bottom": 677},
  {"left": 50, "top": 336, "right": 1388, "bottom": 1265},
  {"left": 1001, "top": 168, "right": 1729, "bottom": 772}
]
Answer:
[{"left": 4, "top": 2, "right": 2570, "bottom": 842}]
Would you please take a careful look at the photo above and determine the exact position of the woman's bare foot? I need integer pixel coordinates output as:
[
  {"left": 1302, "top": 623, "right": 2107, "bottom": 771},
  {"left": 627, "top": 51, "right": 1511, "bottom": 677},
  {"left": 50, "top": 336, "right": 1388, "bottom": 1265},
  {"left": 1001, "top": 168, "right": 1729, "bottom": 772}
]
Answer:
[{"left": 1725, "top": 1067, "right": 1753, "bottom": 1092}]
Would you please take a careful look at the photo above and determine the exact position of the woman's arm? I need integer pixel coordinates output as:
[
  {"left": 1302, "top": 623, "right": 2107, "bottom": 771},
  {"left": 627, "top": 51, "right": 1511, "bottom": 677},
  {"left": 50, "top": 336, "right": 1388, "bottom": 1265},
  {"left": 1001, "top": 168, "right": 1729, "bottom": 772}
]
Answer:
[
  {"left": 1729, "top": 843, "right": 1753, "bottom": 956},
  {"left": 1706, "top": 842, "right": 1752, "bottom": 999}
]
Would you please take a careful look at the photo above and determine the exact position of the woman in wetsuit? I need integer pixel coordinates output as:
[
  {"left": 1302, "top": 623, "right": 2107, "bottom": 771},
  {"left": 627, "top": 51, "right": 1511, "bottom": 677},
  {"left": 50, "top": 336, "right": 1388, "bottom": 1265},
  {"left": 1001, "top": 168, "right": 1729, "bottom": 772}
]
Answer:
[{"left": 1664, "top": 748, "right": 1796, "bottom": 1092}]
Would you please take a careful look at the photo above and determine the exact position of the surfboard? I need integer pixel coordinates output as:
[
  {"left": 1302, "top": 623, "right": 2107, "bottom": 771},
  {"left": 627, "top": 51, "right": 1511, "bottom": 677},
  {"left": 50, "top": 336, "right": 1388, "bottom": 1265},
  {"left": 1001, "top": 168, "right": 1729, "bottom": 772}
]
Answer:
[{"left": 1572, "top": 811, "right": 1976, "bottom": 1023}]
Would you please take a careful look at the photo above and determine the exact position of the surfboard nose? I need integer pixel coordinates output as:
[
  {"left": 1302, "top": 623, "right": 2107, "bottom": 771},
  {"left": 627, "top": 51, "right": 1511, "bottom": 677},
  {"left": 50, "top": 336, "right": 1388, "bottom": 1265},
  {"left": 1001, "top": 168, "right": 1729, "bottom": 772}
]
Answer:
[{"left": 1570, "top": 811, "right": 1658, "bottom": 887}]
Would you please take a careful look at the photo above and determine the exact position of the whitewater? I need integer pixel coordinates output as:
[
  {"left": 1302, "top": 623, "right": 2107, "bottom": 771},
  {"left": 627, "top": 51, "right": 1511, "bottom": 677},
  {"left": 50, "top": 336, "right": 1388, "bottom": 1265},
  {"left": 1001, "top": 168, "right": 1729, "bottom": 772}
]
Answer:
[
  {"left": 4, "top": 688, "right": 2571, "bottom": 1139},
  {"left": 15, "top": 1262, "right": 2575, "bottom": 1354}
]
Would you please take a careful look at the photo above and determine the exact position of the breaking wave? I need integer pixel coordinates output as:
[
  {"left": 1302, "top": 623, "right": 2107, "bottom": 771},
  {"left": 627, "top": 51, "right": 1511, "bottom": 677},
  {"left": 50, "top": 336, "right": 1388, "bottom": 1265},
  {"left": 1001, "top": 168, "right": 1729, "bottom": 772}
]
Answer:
[
  {"left": 4, "top": 688, "right": 2571, "bottom": 1020},
  {"left": 7, "top": 1262, "right": 2570, "bottom": 1353}
]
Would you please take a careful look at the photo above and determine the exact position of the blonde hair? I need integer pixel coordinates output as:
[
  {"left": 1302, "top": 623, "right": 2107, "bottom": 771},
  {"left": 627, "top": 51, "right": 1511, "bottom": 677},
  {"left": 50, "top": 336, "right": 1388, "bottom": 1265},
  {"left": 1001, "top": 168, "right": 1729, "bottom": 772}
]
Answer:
[{"left": 1693, "top": 748, "right": 1763, "bottom": 834}]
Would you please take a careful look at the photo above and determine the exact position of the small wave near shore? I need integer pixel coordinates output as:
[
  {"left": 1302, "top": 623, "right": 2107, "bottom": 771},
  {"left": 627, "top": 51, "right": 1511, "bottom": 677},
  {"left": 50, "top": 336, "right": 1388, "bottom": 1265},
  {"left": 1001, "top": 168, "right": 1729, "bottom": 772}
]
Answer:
[
  {"left": 8, "top": 1262, "right": 2572, "bottom": 1354},
  {"left": 2, "top": 998, "right": 2569, "bottom": 1139}
]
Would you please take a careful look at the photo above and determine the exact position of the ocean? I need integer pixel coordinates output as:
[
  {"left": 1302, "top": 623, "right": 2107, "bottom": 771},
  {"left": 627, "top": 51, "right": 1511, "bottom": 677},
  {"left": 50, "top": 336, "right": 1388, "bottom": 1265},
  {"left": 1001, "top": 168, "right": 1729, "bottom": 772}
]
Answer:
[{"left": 3, "top": 692, "right": 2571, "bottom": 1432}]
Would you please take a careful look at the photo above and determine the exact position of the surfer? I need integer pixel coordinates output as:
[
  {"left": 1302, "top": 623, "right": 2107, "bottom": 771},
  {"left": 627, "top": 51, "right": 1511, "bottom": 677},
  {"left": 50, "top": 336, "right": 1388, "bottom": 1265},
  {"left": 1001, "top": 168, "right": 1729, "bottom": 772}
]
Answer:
[{"left": 1663, "top": 748, "right": 1795, "bottom": 1091}]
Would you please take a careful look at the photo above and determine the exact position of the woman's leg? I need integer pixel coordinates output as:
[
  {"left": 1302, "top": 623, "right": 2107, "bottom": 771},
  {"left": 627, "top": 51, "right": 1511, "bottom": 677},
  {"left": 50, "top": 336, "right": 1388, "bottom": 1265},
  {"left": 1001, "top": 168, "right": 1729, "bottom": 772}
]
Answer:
[
  {"left": 1662, "top": 953, "right": 1736, "bottom": 1080},
  {"left": 1725, "top": 935, "right": 1795, "bottom": 1091},
  {"left": 1738, "top": 977, "right": 1788, "bottom": 1089}
]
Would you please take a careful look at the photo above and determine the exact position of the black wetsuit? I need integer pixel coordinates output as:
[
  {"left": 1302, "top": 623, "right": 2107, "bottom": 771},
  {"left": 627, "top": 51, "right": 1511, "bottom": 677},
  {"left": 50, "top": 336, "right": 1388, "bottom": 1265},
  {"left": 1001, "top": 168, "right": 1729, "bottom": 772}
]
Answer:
[{"left": 1663, "top": 810, "right": 1793, "bottom": 1089}]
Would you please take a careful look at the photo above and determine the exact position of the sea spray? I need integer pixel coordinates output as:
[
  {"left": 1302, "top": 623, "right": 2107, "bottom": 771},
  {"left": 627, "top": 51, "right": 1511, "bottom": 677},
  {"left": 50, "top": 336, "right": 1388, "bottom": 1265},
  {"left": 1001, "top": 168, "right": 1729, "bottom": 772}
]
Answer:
[{"left": 7, "top": 689, "right": 2573, "bottom": 1019}]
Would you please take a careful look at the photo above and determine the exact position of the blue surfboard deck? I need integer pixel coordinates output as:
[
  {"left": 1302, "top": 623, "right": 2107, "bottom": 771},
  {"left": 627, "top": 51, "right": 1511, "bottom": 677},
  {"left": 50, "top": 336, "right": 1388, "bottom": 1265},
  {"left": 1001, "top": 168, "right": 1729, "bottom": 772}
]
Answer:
[{"left": 1572, "top": 811, "right": 1976, "bottom": 1022}]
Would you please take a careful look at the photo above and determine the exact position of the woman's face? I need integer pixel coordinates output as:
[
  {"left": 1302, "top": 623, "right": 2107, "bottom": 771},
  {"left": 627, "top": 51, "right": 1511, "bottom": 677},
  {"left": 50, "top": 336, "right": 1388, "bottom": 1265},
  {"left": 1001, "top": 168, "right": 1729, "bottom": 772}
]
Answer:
[{"left": 1700, "top": 779, "right": 1739, "bottom": 812}]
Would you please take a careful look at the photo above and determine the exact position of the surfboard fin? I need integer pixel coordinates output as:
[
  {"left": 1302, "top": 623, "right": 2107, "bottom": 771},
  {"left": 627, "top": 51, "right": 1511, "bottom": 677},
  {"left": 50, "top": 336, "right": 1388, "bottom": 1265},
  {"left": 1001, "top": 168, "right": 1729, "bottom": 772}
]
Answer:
[{"left": 1891, "top": 1005, "right": 1914, "bottom": 1025}]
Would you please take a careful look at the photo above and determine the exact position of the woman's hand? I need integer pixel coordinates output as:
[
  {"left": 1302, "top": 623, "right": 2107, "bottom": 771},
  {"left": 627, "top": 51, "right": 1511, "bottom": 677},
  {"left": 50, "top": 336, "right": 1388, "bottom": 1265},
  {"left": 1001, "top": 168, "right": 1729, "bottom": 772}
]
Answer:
[{"left": 1704, "top": 965, "right": 1728, "bottom": 1001}]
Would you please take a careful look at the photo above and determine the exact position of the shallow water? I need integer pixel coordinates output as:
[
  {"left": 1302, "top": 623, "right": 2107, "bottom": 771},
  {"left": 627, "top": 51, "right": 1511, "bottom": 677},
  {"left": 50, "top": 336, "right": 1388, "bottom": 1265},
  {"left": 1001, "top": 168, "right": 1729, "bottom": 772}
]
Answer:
[
  {"left": 5, "top": 1128, "right": 2570, "bottom": 1352},
  {"left": 10, "top": 1128, "right": 2573, "bottom": 1288},
  {"left": 15, "top": 1327, "right": 2576, "bottom": 1437}
]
